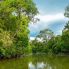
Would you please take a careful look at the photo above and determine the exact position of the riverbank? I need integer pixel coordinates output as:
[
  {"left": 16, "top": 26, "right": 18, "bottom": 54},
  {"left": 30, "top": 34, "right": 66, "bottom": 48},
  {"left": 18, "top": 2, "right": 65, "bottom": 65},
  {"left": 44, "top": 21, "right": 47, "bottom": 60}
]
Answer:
[
  {"left": 0, "top": 52, "right": 69, "bottom": 60},
  {"left": 0, "top": 54, "right": 69, "bottom": 69}
]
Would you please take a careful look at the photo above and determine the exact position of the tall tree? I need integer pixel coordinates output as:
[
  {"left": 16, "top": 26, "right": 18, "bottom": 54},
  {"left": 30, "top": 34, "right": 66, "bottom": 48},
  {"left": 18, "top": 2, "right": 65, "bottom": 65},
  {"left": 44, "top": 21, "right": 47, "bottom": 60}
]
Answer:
[
  {"left": 61, "top": 5, "right": 69, "bottom": 53},
  {"left": 37, "top": 29, "right": 54, "bottom": 43},
  {"left": 0, "top": 0, "right": 38, "bottom": 57}
]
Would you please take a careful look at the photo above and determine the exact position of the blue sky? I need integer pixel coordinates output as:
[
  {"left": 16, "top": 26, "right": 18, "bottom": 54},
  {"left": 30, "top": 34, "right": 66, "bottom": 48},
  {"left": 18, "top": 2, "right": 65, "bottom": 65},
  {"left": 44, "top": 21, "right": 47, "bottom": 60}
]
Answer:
[{"left": 29, "top": 0, "right": 69, "bottom": 38}]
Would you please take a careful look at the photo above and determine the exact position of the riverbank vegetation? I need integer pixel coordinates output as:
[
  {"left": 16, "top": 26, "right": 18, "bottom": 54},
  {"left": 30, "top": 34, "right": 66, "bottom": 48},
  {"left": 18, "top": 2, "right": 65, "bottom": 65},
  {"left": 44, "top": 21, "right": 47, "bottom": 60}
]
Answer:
[
  {"left": 0, "top": 0, "right": 38, "bottom": 58},
  {"left": 0, "top": 0, "right": 69, "bottom": 59},
  {"left": 31, "top": 5, "right": 69, "bottom": 55},
  {"left": 31, "top": 20, "right": 69, "bottom": 55}
]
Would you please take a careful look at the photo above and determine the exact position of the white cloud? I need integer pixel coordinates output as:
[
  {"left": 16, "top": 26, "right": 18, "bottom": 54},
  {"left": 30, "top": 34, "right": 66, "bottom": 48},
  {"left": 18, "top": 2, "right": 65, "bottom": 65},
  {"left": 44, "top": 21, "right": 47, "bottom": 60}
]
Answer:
[
  {"left": 30, "top": 37, "right": 35, "bottom": 41},
  {"left": 29, "top": 37, "right": 43, "bottom": 42},
  {"left": 29, "top": 13, "right": 68, "bottom": 36},
  {"left": 35, "top": 13, "right": 65, "bottom": 23},
  {"left": 55, "top": 29, "right": 62, "bottom": 35}
]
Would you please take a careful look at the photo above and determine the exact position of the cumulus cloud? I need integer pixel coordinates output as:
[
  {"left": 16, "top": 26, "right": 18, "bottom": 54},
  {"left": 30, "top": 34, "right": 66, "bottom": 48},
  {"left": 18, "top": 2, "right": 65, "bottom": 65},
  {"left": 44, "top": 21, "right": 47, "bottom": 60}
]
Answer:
[
  {"left": 35, "top": 13, "right": 65, "bottom": 23},
  {"left": 29, "top": 13, "right": 68, "bottom": 37},
  {"left": 30, "top": 37, "right": 35, "bottom": 41}
]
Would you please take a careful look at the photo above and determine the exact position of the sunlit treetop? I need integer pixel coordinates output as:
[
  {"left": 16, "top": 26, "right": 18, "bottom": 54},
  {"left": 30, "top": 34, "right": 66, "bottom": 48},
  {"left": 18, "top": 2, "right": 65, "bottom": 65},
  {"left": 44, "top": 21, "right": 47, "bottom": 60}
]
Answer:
[{"left": 0, "top": 0, "right": 38, "bottom": 21}]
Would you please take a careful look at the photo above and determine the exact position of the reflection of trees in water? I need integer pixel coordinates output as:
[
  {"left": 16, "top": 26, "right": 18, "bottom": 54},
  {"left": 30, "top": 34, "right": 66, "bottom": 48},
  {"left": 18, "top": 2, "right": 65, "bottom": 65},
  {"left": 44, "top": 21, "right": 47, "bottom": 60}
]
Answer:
[
  {"left": 0, "top": 55, "right": 69, "bottom": 69},
  {"left": 28, "top": 55, "right": 69, "bottom": 69},
  {"left": 28, "top": 62, "right": 52, "bottom": 69}
]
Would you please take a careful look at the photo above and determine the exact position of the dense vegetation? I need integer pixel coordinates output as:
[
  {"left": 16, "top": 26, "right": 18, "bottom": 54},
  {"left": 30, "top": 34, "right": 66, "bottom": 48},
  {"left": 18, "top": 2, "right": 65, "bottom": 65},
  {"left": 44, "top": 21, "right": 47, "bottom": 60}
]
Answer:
[
  {"left": 0, "top": 0, "right": 69, "bottom": 59},
  {"left": 31, "top": 23, "right": 69, "bottom": 55},
  {"left": 0, "top": 0, "right": 38, "bottom": 58},
  {"left": 31, "top": 5, "right": 69, "bottom": 55}
]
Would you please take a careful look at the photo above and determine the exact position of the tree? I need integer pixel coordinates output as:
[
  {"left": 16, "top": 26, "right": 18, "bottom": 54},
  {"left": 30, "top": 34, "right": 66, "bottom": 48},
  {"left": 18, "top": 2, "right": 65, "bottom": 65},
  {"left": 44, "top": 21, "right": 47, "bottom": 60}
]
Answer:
[
  {"left": 37, "top": 29, "right": 54, "bottom": 43},
  {"left": 0, "top": 0, "right": 38, "bottom": 58},
  {"left": 64, "top": 5, "right": 69, "bottom": 18},
  {"left": 62, "top": 28, "right": 69, "bottom": 53},
  {"left": 61, "top": 5, "right": 69, "bottom": 53},
  {"left": 64, "top": 22, "right": 69, "bottom": 30}
]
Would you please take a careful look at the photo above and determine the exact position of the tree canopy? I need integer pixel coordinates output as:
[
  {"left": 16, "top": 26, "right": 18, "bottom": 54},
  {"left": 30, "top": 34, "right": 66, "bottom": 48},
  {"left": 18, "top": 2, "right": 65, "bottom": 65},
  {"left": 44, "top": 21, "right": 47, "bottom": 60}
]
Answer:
[{"left": 0, "top": 0, "right": 38, "bottom": 58}]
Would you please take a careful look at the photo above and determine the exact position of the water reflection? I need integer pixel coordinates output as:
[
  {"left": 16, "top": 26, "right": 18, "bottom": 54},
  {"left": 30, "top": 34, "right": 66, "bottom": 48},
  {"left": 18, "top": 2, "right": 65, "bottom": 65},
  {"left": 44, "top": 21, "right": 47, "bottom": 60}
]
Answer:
[
  {"left": 29, "top": 62, "right": 35, "bottom": 69},
  {"left": 28, "top": 62, "right": 52, "bottom": 69},
  {"left": 0, "top": 55, "right": 69, "bottom": 69}
]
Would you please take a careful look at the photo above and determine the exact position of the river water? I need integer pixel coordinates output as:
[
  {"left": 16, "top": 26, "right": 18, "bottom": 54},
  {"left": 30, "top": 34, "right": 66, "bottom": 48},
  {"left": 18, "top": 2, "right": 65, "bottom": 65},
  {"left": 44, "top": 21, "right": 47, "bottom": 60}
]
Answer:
[{"left": 0, "top": 55, "right": 69, "bottom": 69}]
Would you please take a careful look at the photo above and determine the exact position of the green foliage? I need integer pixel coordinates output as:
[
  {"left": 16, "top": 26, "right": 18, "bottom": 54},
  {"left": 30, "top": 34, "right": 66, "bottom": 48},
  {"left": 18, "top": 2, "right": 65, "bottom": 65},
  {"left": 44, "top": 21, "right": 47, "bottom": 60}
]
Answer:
[
  {"left": 0, "top": 0, "right": 69, "bottom": 58},
  {"left": 61, "top": 29, "right": 69, "bottom": 53},
  {"left": 64, "top": 22, "right": 69, "bottom": 30},
  {"left": 0, "top": 0, "right": 38, "bottom": 58},
  {"left": 30, "top": 5, "right": 69, "bottom": 55},
  {"left": 37, "top": 29, "right": 54, "bottom": 42},
  {"left": 31, "top": 27, "right": 69, "bottom": 54}
]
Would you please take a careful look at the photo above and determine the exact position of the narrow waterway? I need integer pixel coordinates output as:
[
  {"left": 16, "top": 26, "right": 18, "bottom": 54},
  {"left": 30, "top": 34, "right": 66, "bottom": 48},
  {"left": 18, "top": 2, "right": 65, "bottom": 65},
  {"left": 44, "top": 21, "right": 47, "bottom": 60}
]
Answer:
[{"left": 0, "top": 55, "right": 69, "bottom": 69}]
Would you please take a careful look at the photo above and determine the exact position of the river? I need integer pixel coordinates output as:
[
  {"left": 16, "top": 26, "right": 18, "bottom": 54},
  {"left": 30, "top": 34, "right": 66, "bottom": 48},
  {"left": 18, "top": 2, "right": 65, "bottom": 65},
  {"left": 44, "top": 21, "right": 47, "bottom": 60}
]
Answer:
[{"left": 0, "top": 55, "right": 69, "bottom": 69}]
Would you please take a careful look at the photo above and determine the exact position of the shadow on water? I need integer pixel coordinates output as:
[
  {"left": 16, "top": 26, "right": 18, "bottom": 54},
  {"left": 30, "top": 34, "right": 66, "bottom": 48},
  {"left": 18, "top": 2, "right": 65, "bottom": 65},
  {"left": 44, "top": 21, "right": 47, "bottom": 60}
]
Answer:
[{"left": 0, "top": 55, "right": 69, "bottom": 69}]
